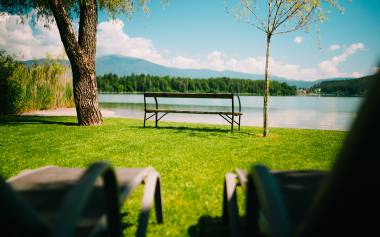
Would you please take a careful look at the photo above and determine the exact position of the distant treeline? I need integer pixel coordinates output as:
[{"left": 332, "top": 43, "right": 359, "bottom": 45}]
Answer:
[
  {"left": 309, "top": 75, "right": 375, "bottom": 96},
  {"left": 0, "top": 51, "right": 73, "bottom": 114},
  {"left": 97, "top": 73, "right": 297, "bottom": 95}
]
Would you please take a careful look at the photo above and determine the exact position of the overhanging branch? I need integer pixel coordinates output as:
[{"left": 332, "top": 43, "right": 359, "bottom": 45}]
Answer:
[
  {"left": 48, "top": 0, "right": 83, "bottom": 64},
  {"left": 241, "top": 0, "right": 266, "bottom": 31}
]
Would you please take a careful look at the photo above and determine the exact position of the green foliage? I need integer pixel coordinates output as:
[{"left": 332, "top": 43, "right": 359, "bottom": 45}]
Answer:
[
  {"left": 98, "top": 0, "right": 151, "bottom": 18},
  {"left": 0, "top": 116, "right": 346, "bottom": 236},
  {"left": 96, "top": 73, "right": 297, "bottom": 95},
  {"left": 0, "top": 51, "right": 74, "bottom": 114},
  {"left": 0, "top": 0, "right": 152, "bottom": 23},
  {"left": 0, "top": 51, "right": 19, "bottom": 114},
  {"left": 309, "top": 75, "right": 375, "bottom": 96}
]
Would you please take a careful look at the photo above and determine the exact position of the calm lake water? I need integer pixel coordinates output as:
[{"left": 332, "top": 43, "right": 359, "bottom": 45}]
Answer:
[{"left": 99, "top": 94, "right": 363, "bottom": 131}]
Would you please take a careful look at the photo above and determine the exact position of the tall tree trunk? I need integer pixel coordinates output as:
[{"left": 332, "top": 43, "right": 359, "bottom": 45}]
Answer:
[
  {"left": 48, "top": 0, "right": 102, "bottom": 126},
  {"left": 71, "top": 63, "right": 102, "bottom": 125},
  {"left": 74, "top": 0, "right": 102, "bottom": 125},
  {"left": 263, "top": 34, "right": 271, "bottom": 137}
]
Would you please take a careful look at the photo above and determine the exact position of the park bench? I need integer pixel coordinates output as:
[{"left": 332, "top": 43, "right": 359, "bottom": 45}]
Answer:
[{"left": 143, "top": 92, "right": 242, "bottom": 132}]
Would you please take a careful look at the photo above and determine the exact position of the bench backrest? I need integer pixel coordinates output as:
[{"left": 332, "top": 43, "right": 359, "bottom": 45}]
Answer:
[{"left": 144, "top": 92, "right": 234, "bottom": 99}]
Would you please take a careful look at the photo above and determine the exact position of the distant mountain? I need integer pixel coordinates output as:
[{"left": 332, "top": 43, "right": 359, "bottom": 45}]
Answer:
[
  {"left": 272, "top": 78, "right": 314, "bottom": 88},
  {"left": 96, "top": 55, "right": 358, "bottom": 88},
  {"left": 22, "top": 55, "right": 356, "bottom": 88},
  {"left": 96, "top": 55, "right": 312, "bottom": 87},
  {"left": 309, "top": 74, "right": 375, "bottom": 96},
  {"left": 96, "top": 55, "right": 272, "bottom": 79},
  {"left": 23, "top": 59, "right": 69, "bottom": 67},
  {"left": 312, "top": 77, "right": 355, "bottom": 85},
  {"left": 287, "top": 77, "right": 356, "bottom": 89}
]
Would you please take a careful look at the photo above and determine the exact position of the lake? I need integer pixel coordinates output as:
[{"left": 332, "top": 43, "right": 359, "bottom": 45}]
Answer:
[{"left": 99, "top": 94, "right": 363, "bottom": 131}]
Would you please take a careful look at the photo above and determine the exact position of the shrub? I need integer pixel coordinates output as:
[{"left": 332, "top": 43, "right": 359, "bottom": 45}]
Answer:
[{"left": 0, "top": 50, "right": 74, "bottom": 114}]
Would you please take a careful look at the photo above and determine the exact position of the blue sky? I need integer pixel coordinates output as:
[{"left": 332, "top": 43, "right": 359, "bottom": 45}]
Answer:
[{"left": 0, "top": 0, "right": 379, "bottom": 80}]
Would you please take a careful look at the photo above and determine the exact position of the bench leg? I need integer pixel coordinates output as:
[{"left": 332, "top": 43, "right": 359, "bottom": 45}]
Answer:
[
  {"left": 155, "top": 112, "right": 158, "bottom": 128},
  {"left": 238, "top": 115, "right": 241, "bottom": 131},
  {"left": 231, "top": 115, "right": 234, "bottom": 132},
  {"left": 144, "top": 112, "right": 146, "bottom": 128}
]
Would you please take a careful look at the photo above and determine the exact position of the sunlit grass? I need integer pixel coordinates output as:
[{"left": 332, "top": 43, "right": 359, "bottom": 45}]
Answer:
[{"left": 0, "top": 116, "right": 346, "bottom": 236}]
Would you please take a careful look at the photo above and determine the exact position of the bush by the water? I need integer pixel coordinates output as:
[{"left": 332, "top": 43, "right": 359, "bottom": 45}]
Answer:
[
  {"left": 97, "top": 73, "right": 297, "bottom": 95},
  {"left": 0, "top": 51, "right": 74, "bottom": 114}
]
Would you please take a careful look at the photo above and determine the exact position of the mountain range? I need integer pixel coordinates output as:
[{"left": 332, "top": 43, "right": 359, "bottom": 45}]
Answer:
[
  {"left": 24, "top": 55, "right": 355, "bottom": 88},
  {"left": 95, "top": 55, "right": 355, "bottom": 88}
]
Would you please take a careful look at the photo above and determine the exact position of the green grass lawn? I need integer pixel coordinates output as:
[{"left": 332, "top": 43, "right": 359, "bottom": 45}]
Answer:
[{"left": 0, "top": 115, "right": 347, "bottom": 236}]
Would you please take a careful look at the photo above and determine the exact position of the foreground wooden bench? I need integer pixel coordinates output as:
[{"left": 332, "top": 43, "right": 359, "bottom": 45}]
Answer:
[{"left": 143, "top": 92, "right": 242, "bottom": 132}]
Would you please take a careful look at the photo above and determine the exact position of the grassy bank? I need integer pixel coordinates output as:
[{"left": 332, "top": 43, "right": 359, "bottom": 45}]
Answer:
[{"left": 0, "top": 116, "right": 346, "bottom": 236}]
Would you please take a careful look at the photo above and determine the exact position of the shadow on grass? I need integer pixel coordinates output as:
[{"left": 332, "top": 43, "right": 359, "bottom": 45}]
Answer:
[
  {"left": 0, "top": 115, "right": 77, "bottom": 126},
  {"left": 141, "top": 125, "right": 231, "bottom": 133},
  {"left": 188, "top": 216, "right": 229, "bottom": 237},
  {"left": 120, "top": 211, "right": 134, "bottom": 231},
  {"left": 139, "top": 125, "right": 257, "bottom": 137}
]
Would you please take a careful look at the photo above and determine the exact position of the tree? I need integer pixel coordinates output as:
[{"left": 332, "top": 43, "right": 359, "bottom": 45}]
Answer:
[
  {"left": 0, "top": 0, "right": 150, "bottom": 125},
  {"left": 236, "top": 0, "right": 342, "bottom": 136}
]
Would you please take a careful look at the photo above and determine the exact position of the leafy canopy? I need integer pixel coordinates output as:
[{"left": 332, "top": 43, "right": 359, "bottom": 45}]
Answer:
[{"left": 0, "top": 0, "right": 153, "bottom": 23}]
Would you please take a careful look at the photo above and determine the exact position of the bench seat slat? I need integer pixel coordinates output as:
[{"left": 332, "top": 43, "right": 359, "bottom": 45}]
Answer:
[{"left": 146, "top": 109, "right": 242, "bottom": 116}]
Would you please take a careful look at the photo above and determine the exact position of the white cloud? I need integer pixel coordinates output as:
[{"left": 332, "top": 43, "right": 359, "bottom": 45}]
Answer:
[
  {"left": 167, "top": 53, "right": 320, "bottom": 80},
  {"left": 318, "top": 43, "right": 365, "bottom": 77},
  {"left": 293, "top": 36, "right": 303, "bottom": 44},
  {"left": 0, "top": 13, "right": 64, "bottom": 59},
  {"left": 97, "top": 19, "right": 166, "bottom": 65},
  {"left": 351, "top": 72, "right": 363, "bottom": 78},
  {"left": 0, "top": 16, "right": 166, "bottom": 64},
  {"left": 206, "top": 51, "right": 226, "bottom": 71},
  {"left": 167, "top": 44, "right": 365, "bottom": 80},
  {"left": 170, "top": 56, "right": 200, "bottom": 69},
  {"left": 328, "top": 44, "right": 341, "bottom": 51},
  {"left": 0, "top": 15, "right": 367, "bottom": 80}
]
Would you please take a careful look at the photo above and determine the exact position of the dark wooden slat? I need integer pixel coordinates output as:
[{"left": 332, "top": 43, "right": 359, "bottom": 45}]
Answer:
[
  {"left": 144, "top": 92, "right": 233, "bottom": 99},
  {"left": 145, "top": 109, "right": 242, "bottom": 116}
]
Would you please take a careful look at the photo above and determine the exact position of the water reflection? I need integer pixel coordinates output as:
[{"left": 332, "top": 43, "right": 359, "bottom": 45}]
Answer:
[{"left": 99, "top": 94, "right": 363, "bottom": 131}]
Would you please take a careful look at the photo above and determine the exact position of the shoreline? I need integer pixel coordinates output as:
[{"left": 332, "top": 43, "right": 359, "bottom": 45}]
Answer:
[
  {"left": 99, "top": 92, "right": 364, "bottom": 98},
  {"left": 21, "top": 107, "right": 350, "bottom": 132}
]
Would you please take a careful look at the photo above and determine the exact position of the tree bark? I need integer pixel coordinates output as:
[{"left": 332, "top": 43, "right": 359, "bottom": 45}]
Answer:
[
  {"left": 48, "top": 0, "right": 102, "bottom": 125},
  {"left": 263, "top": 34, "right": 271, "bottom": 137}
]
